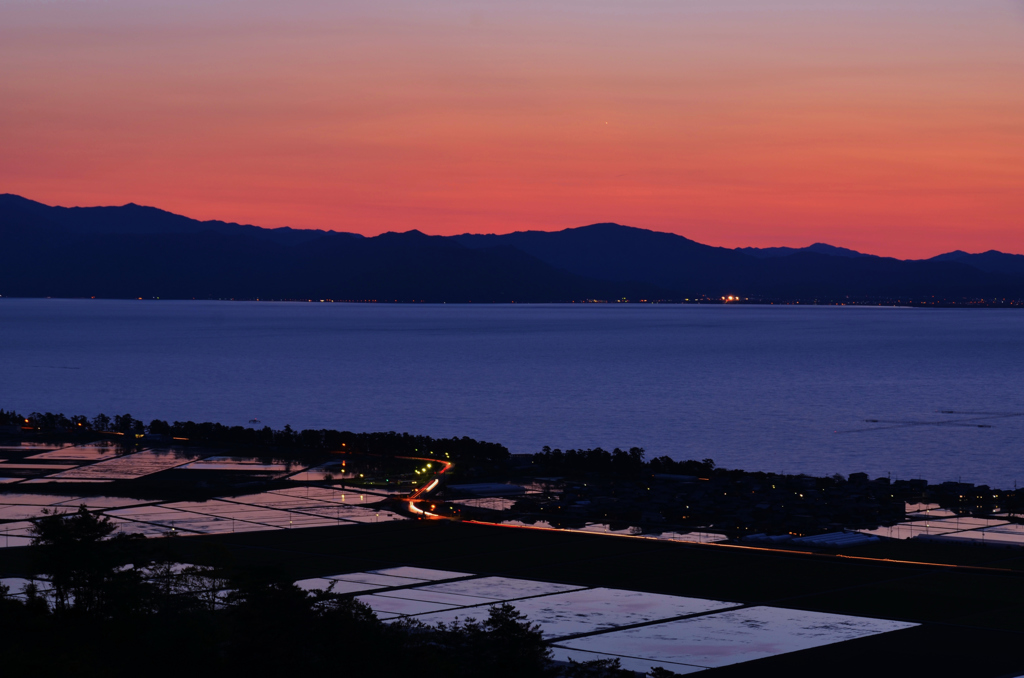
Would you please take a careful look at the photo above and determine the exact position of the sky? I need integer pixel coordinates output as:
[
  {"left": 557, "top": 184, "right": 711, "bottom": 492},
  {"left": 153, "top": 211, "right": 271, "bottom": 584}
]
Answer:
[{"left": 1, "top": 0, "right": 1022, "bottom": 258}]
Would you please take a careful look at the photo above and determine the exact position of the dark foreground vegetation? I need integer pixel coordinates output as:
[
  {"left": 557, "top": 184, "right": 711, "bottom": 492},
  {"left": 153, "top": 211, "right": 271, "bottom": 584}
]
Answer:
[
  {"left": 7, "top": 514, "right": 1024, "bottom": 678},
  {"left": 7, "top": 404, "right": 1024, "bottom": 676},
  {"left": 1, "top": 508, "right": 654, "bottom": 678}
]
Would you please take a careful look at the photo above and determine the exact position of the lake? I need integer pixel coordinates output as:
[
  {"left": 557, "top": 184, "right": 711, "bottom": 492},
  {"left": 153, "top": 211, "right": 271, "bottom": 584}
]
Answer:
[{"left": 1, "top": 299, "right": 1022, "bottom": 487}]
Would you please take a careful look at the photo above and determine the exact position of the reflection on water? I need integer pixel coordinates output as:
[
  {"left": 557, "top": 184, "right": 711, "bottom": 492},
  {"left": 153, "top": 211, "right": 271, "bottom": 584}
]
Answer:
[
  {"left": 337, "top": 567, "right": 915, "bottom": 673},
  {"left": 48, "top": 449, "right": 201, "bottom": 481},
  {"left": 286, "top": 462, "right": 355, "bottom": 482},
  {"left": 26, "top": 444, "right": 121, "bottom": 462},
  {"left": 554, "top": 606, "right": 915, "bottom": 670},
  {"left": 180, "top": 456, "right": 298, "bottom": 472},
  {"left": 0, "top": 444, "right": 411, "bottom": 546}
]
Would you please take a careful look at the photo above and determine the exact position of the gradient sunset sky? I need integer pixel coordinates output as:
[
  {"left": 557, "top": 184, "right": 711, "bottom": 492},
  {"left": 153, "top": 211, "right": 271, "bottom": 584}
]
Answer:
[{"left": 2, "top": 0, "right": 1022, "bottom": 258}]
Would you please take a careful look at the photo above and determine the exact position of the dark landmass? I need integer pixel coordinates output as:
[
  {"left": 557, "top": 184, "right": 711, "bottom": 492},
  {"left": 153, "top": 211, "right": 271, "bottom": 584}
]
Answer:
[
  {"left": 930, "top": 249, "right": 1024, "bottom": 277},
  {"left": 3, "top": 409, "right": 1017, "bottom": 540},
  {"left": 501, "top": 449, "right": 1003, "bottom": 538},
  {"left": 0, "top": 195, "right": 665, "bottom": 303},
  {"left": 3, "top": 193, "right": 1024, "bottom": 303},
  {"left": 6, "top": 409, "right": 1024, "bottom": 676},
  {"left": 5, "top": 498, "right": 1024, "bottom": 676},
  {"left": 454, "top": 224, "right": 1024, "bottom": 302},
  {"left": 736, "top": 242, "right": 872, "bottom": 259},
  {"left": 0, "top": 409, "right": 510, "bottom": 503},
  {"left": 1, "top": 509, "right": 561, "bottom": 678}
]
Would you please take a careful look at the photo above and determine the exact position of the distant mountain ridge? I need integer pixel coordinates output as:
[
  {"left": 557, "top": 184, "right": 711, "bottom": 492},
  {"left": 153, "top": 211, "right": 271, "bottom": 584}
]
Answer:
[
  {"left": 0, "top": 193, "right": 348, "bottom": 246},
  {"left": 737, "top": 243, "right": 871, "bottom": 259},
  {"left": 452, "top": 223, "right": 1023, "bottom": 300},
  {"left": 2, "top": 194, "right": 1022, "bottom": 302},
  {"left": 0, "top": 195, "right": 662, "bottom": 302},
  {"left": 928, "top": 249, "right": 1024, "bottom": 278}
]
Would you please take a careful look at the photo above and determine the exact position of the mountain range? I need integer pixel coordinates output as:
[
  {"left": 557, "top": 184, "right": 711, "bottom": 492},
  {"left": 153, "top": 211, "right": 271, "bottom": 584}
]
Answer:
[{"left": 2, "top": 194, "right": 1023, "bottom": 303}]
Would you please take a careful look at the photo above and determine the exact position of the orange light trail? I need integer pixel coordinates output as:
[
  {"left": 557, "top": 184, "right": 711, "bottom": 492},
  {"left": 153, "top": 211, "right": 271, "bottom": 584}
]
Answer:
[
  {"left": 399, "top": 456, "right": 451, "bottom": 518},
  {"left": 463, "top": 520, "right": 1017, "bottom": 574}
]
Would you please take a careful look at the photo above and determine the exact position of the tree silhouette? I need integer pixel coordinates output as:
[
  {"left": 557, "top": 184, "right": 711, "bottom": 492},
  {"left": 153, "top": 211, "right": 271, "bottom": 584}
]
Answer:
[
  {"left": 563, "top": 658, "right": 635, "bottom": 677},
  {"left": 30, "top": 506, "right": 146, "bottom": 616}
]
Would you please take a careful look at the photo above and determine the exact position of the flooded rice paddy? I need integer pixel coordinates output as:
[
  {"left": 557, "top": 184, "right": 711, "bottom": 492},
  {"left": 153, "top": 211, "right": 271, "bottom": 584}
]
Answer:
[
  {"left": 47, "top": 449, "right": 200, "bottom": 481},
  {"left": 857, "top": 502, "right": 1024, "bottom": 547},
  {"left": 0, "top": 435, "right": 930, "bottom": 674},
  {"left": 550, "top": 606, "right": 914, "bottom": 673},
  {"left": 0, "top": 442, "right": 731, "bottom": 548},
  {"left": 0, "top": 440, "right": 405, "bottom": 539},
  {"left": 284, "top": 567, "right": 918, "bottom": 673},
  {"left": 179, "top": 456, "right": 296, "bottom": 472}
]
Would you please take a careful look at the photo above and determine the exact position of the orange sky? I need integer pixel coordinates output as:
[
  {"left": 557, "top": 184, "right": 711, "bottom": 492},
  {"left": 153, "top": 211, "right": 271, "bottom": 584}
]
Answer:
[{"left": 2, "top": 0, "right": 1022, "bottom": 258}]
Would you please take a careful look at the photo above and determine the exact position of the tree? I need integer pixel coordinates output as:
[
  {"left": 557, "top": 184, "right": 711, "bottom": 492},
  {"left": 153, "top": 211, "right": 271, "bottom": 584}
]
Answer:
[
  {"left": 148, "top": 419, "right": 171, "bottom": 435},
  {"left": 424, "top": 603, "right": 554, "bottom": 678},
  {"left": 475, "top": 603, "right": 553, "bottom": 677},
  {"left": 113, "top": 413, "right": 138, "bottom": 434},
  {"left": 31, "top": 506, "right": 146, "bottom": 616},
  {"left": 563, "top": 658, "right": 635, "bottom": 677},
  {"left": 0, "top": 408, "right": 25, "bottom": 425},
  {"left": 448, "top": 606, "right": 552, "bottom": 678}
]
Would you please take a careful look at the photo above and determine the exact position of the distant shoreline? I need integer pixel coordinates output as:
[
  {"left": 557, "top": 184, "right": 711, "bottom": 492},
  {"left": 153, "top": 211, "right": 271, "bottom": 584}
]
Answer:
[{"left": 1, "top": 296, "right": 1021, "bottom": 308}]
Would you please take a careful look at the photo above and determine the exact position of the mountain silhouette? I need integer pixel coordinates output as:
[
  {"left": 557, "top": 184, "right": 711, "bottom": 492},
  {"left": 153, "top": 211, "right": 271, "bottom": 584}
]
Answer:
[
  {"left": 0, "top": 196, "right": 661, "bottom": 301},
  {"left": 2, "top": 194, "right": 1022, "bottom": 302},
  {"left": 453, "top": 224, "right": 1022, "bottom": 299},
  {"left": 927, "top": 250, "right": 1024, "bottom": 278},
  {"left": 737, "top": 243, "right": 871, "bottom": 259}
]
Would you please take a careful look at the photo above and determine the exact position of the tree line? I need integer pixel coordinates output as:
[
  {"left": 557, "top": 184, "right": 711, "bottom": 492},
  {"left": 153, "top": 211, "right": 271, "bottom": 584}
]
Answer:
[
  {"left": 528, "top": 446, "right": 716, "bottom": 478},
  {"left": 0, "top": 408, "right": 509, "bottom": 475}
]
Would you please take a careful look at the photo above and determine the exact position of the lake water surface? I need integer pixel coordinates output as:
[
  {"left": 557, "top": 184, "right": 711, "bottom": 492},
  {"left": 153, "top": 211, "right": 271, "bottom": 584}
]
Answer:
[{"left": 1, "top": 299, "right": 1022, "bottom": 487}]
